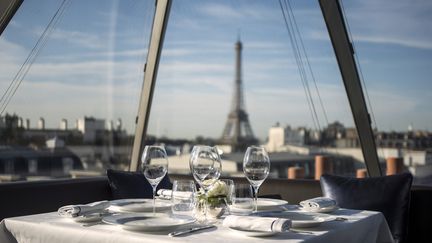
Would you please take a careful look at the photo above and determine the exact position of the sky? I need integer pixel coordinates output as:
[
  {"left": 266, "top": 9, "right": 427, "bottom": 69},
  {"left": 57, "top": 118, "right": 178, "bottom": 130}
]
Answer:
[{"left": 0, "top": 0, "right": 431, "bottom": 141}]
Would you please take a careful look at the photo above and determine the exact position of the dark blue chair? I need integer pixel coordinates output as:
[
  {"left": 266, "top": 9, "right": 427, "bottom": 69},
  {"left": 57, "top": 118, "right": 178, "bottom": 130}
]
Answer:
[{"left": 320, "top": 173, "right": 413, "bottom": 243}]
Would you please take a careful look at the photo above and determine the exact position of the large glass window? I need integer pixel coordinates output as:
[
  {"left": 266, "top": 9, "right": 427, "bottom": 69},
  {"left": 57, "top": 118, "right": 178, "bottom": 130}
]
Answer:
[
  {"left": 342, "top": 0, "right": 432, "bottom": 185},
  {"left": 0, "top": 0, "right": 154, "bottom": 182},
  {"left": 145, "top": 0, "right": 367, "bottom": 180}
]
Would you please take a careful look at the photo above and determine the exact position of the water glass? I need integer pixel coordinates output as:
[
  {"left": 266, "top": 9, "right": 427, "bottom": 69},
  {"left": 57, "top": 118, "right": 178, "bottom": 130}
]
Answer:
[
  {"left": 219, "top": 179, "right": 234, "bottom": 203},
  {"left": 227, "top": 184, "right": 254, "bottom": 215},
  {"left": 171, "top": 180, "right": 196, "bottom": 218}
]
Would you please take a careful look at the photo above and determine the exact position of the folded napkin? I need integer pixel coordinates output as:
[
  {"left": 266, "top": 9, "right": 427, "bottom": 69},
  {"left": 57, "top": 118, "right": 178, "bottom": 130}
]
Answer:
[
  {"left": 299, "top": 197, "right": 336, "bottom": 211},
  {"left": 157, "top": 189, "right": 193, "bottom": 200},
  {"left": 58, "top": 201, "right": 110, "bottom": 218},
  {"left": 223, "top": 215, "right": 291, "bottom": 232}
]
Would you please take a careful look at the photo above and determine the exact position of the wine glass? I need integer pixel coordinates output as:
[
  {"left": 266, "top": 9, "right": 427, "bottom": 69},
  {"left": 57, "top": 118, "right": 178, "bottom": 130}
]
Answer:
[
  {"left": 189, "top": 145, "right": 222, "bottom": 222},
  {"left": 141, "top": 145, "right": 169, "bottom": 215},
  {"left": 243, "top": 146, "right": 270, "bottom": 212}
]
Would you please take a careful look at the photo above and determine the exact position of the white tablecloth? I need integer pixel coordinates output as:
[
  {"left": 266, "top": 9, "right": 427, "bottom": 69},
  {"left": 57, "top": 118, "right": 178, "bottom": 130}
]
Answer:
[{"left": 0, "top": 208, "right": 394, "bottom": 243}]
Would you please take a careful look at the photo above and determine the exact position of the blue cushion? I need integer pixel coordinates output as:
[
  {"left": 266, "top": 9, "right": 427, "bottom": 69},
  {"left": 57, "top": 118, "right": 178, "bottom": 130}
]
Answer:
[
  {"left": 106, "top": 169, "right": 172, "bottom": 199},
  {"left": 320, "top": 173, "right": 412, "bottom": 243}
]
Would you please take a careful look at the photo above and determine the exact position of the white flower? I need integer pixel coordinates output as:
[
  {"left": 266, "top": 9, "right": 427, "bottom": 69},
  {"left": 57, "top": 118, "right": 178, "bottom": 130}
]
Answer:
[{"left": 207, "top": 180, "right": 228, "bottom": 198}]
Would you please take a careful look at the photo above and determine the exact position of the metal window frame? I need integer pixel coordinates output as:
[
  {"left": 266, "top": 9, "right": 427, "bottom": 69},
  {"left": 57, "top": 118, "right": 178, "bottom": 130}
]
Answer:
[
  {"left": 0, "top": 0, "right": 23, "bottom": 36},
  {"left": 130, "top": 0, "right": 172, "bottom": 171},
  {"left": 319, "top": 0, "right": 382, "bottom": 177}
]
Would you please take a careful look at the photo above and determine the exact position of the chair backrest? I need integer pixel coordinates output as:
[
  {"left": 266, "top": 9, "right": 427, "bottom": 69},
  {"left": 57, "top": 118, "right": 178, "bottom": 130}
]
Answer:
[
  {"left": 0, "top": 177, "right": 112, "bottom": 221},
  {"left": 320, "top": 173, "right": 413, "bottom": 243},
  {"left": 106, "top": 169, "right": 172, "bottom": 199}
]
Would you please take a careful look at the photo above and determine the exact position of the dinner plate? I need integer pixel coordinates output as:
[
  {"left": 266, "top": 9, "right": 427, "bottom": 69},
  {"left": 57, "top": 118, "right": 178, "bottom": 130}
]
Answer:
[
  {"left": 299, "top": 205, "right": 339, "bottom": 213},
  {"left": 109, "top": 199, "right": 171, "bottom": 213},
  {"left": 102, "top": 213, "right": 195, "bottom": 232},
  {"left": 256, "top": 198, "right": 289, "bottom": 211},
  {"left": 257, "top": 211, "right": 332, "bottom": 228},
  {"left": 228, "top": 227, "right": 277, "bottom": 237}
]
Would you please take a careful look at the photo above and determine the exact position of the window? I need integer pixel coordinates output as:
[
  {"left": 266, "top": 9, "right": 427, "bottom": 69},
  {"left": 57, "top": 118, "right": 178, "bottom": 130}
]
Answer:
[
  {"left": 144, "top": 0, "right": 367, "bottom": 180},
  {"left": 0, "top": 0, "right": 154, "bottom": 182},
  {"left": 342, "top": 0, "right": 432, "bottom": 185}
]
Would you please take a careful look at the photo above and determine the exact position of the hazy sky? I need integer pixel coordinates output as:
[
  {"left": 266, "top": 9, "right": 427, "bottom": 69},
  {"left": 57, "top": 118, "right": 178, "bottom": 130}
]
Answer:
[{"left": 0, "top": 0, "right": 431, "bottom": 141}]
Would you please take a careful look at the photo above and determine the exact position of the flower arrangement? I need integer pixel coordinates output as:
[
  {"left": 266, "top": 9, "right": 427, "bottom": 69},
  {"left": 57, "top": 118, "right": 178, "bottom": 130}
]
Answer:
[{"left": 196, "top": 180, "right": 231, "bottom": 218}]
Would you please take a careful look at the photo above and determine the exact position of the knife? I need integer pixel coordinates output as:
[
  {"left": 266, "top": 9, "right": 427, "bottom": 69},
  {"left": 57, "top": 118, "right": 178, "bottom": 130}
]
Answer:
[{"left": 168, "top": 225, "right": 216, "bottom": 237}]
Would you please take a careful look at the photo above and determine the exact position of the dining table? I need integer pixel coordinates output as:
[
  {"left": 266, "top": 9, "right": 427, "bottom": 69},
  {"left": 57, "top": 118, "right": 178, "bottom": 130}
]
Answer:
[{"left": 0, "top": 204, "right": 394, "bottom": 243}]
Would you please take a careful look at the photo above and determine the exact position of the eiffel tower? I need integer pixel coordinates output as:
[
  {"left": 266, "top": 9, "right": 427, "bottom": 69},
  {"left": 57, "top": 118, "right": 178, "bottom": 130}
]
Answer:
[{"left": 220, "top": 39, "right": 258, "bottom": 151}]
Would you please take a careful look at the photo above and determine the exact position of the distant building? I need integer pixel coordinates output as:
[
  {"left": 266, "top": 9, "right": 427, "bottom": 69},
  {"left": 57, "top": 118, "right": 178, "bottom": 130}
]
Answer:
[
  {"left": 376, "top": 131, "right": 432, "bottom": 149},
  {"left": 266, "top": 123, "right": 308, "bottom": 152},
  {"left": 76, "top": 117, "right": 106, "bottom": 143},
  {"left": 335, "top": 128, "right": 360, "bottom": 148},
  {"left": 0, "top": 145, "right": 83, "bottom": 179},
  {"left": 321, "top": 121, "right": 345, "bottom": 147}
]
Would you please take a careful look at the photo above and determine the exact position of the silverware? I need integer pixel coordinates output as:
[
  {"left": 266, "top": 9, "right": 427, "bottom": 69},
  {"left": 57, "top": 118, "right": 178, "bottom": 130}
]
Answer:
[
  {"left": 334, "top": 217, "right": 348, "bottom": 221},
  {"left": 168, "top": 225, "right": 216, "bottom": 237},
  {"left": 289, "top": 229, "right": 314, "bottom": 235},
  {"left": 81, "top": 221, "right": 103, "bottom": 227}
]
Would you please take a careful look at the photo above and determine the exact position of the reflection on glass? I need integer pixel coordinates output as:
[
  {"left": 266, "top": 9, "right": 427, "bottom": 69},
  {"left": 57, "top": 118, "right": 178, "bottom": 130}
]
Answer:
[{"left": 0, "top": 0, "right": 155, "bottom": 182}]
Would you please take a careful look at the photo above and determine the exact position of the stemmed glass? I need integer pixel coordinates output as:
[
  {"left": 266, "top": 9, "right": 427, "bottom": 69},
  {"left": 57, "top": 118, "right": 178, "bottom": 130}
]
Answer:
[
  {"left": 243, "top": 146, "right": 270, "bottom": 212},
  {"left": 141, "top": 145, "right": 169, "bottom": 215},
  {"left": 189, "top": 145, "right": 222, "bottom": 222}
]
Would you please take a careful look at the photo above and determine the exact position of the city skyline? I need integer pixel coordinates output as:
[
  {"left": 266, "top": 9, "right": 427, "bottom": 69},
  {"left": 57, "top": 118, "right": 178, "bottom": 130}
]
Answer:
[{"left": 0, "top": 0, "right": 431, "bottom": 140}]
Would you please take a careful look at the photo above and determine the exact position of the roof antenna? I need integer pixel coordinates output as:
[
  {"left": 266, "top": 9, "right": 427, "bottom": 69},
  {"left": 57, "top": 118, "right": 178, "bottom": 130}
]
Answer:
[{"left": 237, "top": 28, "right": 241, "bottom": 42}]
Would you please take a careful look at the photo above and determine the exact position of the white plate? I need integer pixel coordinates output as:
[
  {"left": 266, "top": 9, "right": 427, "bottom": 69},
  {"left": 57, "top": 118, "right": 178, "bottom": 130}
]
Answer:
[
  {"left": 109, "top": 199, "right": 171, "bottom": 213},
  {"left": 257, "top": 211, "right": 332, "bottom": 228},
  {"left": 102, "top": 213, "right": 195, "bottom": 232},
  {"left": 299, "top": 205, "right": 339, "bottom": 213},
  {"left": 229, "top": 227, "right": 277, "bottom": 237},
  {"left": 256, "top": 198, "right": 289, "bottom": 211}
]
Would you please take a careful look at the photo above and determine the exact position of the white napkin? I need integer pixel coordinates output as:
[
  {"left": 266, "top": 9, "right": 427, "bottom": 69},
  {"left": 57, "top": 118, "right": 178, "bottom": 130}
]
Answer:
[
  {"left": 223, "top": 215, "right": 291, "bottom": 232},
  {"left": 299, "top": 197, "right": 336, "bottom": 211},
  {"left": 157, "top": 189, "right": 193, "bottom": 200},
  {"left": 58, "top": 201, "right": 109, "bottom": 218},
  {"left": 157, "top": 189, "right": 172, "bottom": 199}
]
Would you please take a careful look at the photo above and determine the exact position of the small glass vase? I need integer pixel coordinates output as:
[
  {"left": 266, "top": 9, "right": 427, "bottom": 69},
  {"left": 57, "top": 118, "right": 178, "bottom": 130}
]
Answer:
[{"left": 195, "top": 197, "right": 226, "bottom": 222}]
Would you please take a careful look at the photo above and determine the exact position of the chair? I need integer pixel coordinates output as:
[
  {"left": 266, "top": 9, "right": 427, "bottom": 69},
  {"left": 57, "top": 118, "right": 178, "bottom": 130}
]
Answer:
[
  {"left": 320, "top": 173, "right": 413, "bottom": 243},
  {"left": 106, "top": 169, "right": 172, "bottom": 199}
]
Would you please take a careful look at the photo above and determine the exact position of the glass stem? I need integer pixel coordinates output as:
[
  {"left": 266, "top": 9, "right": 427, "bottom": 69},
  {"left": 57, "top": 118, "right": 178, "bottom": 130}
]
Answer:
[
  {"left": 253, "top": 186, "right": 259, "bottom": 212},
  {"left": 152, "top": 185, "right": 157, "bottom": 216},
  {"left": 203, "top": 189, "right": 208, "bottom": 222}
]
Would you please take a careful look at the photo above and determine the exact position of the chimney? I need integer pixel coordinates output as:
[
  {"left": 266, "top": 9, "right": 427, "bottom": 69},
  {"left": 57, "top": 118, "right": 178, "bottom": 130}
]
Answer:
[
  {"left": 288, "top": 166, "right": 305, "bottom": 179},
  {"left": 60, "top": 119, "right": 68, "bottom": 130},
  {"left": 38, "top": 117, "right": 45, "bottom": 130},
  {"left": 315, "top": 155, "right": 333, "bottom": 180},
  {"left": 18, "top": 117, "right": 24, "bottom": 128},
  {"left": 25, "top": 119, "right": 30, "bottom": 129},
  {"left": 116, "top": 118, "right": 122, "bottom": 131}
]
